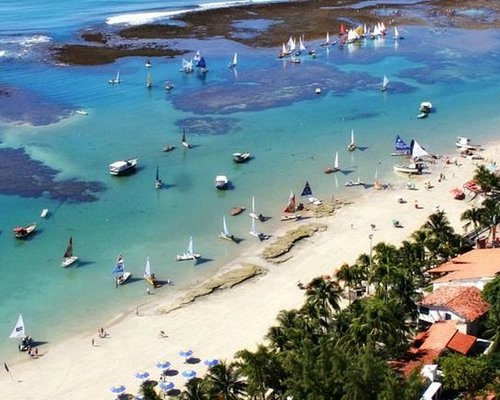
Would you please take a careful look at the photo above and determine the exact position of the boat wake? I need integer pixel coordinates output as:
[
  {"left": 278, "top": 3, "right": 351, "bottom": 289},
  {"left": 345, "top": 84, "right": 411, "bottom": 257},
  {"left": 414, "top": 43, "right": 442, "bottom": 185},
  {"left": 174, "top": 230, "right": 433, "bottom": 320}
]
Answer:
[{"left": 106, "top": 0, "right": 283, "bottom": 26}]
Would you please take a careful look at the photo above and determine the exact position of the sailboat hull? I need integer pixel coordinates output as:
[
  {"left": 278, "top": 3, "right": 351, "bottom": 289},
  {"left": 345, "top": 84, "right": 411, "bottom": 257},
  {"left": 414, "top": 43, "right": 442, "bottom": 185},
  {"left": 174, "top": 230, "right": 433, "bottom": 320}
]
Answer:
[
  {"left": 176, "top": 253, "right": 201, "bottom": 261},
  {"left": 61, "top": 256, "right": 78, "bottom": 268},
  {"left": 116, "top": 272, "right": 132, "bottom": 285}
]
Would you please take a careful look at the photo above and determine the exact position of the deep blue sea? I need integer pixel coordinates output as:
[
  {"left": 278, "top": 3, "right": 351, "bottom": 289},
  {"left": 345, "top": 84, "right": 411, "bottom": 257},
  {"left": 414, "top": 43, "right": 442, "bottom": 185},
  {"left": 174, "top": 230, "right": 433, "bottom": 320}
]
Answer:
[{"left": 1, "top": 0, "right": 499, "bottom": 359}]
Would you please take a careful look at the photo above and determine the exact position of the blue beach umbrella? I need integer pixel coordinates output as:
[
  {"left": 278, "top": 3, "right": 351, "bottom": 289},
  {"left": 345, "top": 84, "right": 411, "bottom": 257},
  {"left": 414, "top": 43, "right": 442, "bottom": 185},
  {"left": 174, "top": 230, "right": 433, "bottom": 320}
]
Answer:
[
  {"left": 179, "top": 349, "right": 193, "bottom": 362},
  {"left": 159, "top": 381, "right": 175, "bottom": 392},
  {"left": 134, "top": 371, "right": 150, "bottom": 381},
  {"left": 110, "top": 385, "right": 126, "bottom": 394},
  {"left": 156, "top": 360, "right": 172, "bottom": 370},
  {"left": 204, "top": 358, "right": 219, "bottom": 367},
  {"left": 182, "top": 370, "right": 196, "bottom": 379}
]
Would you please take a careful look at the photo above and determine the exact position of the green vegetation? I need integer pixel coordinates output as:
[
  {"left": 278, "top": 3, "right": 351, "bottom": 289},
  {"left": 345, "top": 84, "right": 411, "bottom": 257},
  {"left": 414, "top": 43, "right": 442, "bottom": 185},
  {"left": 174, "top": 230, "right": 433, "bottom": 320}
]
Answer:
[{"left": 177, "top": 210, "right": 485, "bottom": 399}]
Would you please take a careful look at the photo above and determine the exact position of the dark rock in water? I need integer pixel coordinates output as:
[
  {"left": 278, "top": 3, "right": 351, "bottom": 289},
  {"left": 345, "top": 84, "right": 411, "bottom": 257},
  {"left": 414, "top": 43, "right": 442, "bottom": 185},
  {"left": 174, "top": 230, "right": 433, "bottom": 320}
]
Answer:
[
  {"left": 0, "top": 85, "right": 72, "bottom": 126},
  {"left": 175, "top": 118, "right": 239, "bottom": 135},
  {"left": 0, "top": 147, "right": 105, "bottom": 202}
]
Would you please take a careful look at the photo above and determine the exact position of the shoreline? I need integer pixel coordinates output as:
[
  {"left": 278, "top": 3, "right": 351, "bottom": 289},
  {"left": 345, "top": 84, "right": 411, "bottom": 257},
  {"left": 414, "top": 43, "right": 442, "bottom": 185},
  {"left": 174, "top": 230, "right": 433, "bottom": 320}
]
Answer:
[{"left": 3, "top": 137, "right": 498, "bottom": 399}]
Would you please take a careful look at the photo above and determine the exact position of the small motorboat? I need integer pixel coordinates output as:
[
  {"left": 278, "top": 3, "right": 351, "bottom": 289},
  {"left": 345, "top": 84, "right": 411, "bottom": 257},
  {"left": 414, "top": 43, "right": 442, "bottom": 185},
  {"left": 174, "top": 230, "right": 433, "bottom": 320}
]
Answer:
[
  {"left": 215, "top": 175, "right": 229, "bottom": 190},
  {"left": 75, "top": 110, "right": 88, "bottom": 115},
  {"left": 315, "top": 88, "right": 321, "bottom": 94},
  {"left": 163, "top": 144, "right": 176, "bottom": 152},
  {"left": 109, "top": 158, "right": 138, "bottom": 176},
  {"left": 420, "top": 102, "right": 432, "bottom": 113},
  {"left": 231, "top": 206, "right": 245, "bottom": 216},
  {"left": 232, "top": 152, "right": 251, "bottom": 163},
  {"left": 40, "top": 208, "right": 49, "bottom": 218},
  {"left": 12, "top": 223, "right": 37, "bottom": 239}
]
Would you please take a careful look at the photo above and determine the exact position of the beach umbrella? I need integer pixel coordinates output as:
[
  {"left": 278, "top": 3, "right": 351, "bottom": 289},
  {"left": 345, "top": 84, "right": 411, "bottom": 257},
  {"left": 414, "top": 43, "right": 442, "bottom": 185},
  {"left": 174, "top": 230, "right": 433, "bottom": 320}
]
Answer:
[
  {"left": 134, "top": 371, "right": 150, "bottom": 381},
  {"left": 110, "top": 385, "right": 126, "bottom": 399},
  {"left": 182, "top": 370, "right": 196, "bottom": 379},
  {"left": 156, "top": 360, "right": 172, "bottom": 370},
  {"left": 159, "top": 381, "right": 175, "bottom": 392},
  {"left": 204, "top": 358, "right": 219, "bottom": 367},
  {"left": 179, "top": 349, "right": 193, "bottom": 362}
]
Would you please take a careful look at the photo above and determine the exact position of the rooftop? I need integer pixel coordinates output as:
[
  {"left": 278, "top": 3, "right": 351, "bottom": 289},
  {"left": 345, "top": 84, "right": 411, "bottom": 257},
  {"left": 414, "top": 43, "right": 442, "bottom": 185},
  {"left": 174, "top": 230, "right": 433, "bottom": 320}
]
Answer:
[
  {"left": 428, "top": 248, "right": 500, "bottom": 283},
  {"left": 419, "top": 286, "right": 490, "bottom": 321}
]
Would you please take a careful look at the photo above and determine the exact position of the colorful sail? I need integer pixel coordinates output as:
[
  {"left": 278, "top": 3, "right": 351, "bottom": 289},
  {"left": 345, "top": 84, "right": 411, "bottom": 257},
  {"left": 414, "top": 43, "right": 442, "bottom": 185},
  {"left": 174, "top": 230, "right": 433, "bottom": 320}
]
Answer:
[
  {"left": 196, "top": 57, "right": 206, "bottom": 69},
  {"left": 301, "top": 181, "right": 312, "bottom": 197},
  {"left": 112, "top": 255, "right": 125, "bottom": 275},
  {"left": 283, "top": 191, "right": 296, "bottom": 213},
  {"left": 63, "top": 237, "right": 73, "bottom": 258},
  {"left": 395, "top": 135, "right": 411, "bottom": 154}
]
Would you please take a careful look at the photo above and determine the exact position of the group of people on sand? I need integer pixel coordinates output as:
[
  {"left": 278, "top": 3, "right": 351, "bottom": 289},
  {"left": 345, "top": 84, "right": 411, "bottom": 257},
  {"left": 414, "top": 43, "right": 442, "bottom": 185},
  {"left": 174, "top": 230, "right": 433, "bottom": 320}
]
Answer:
[{"left": 98, "top": 327, "right": 108, "bottom": 338}]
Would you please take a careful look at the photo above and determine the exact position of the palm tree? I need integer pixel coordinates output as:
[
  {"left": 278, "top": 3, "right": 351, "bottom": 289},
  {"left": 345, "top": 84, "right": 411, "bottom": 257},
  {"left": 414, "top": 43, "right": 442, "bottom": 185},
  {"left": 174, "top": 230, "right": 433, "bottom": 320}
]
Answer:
[
  {"left": 461, "top": 206, "right": 484, "bottom": 245},
  {"left": 205, "top": 361, "right": 247, "bottom": 400},
  {"left": 479, "top": 198, "right": 500, "bottom": 245},
  {"left": 336, "top": 263, "right": 355, "bottom": 303},
  {"left": 180, "top": 377, "right": 210, "bottom": 400},
  {"left": 235, "top": 345, "right": 285, "bottom": 399},
  {"left": 140, "top": 383, "right": 162, "bottom": 400},
  {"left": 473, "top": 164, "right": 500, "bottom": 193},
  {"left": 303, "top": 276, "right": 342, "bottom": 327}
]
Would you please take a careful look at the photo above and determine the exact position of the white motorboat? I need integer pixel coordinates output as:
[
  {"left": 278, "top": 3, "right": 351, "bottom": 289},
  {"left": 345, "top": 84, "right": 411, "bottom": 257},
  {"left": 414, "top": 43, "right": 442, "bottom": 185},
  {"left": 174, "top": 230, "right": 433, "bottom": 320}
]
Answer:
[
  {"left": 61, "top": 236, "right": 78, "bottom": 268},
  {"left": 75, "top": 110, "right": 88, "bottom": 115},
  {"left": 176, "top": 236, "right": 201, "bottom": 261},
  {"left": 40, "top": 208, "right": 49, "bottom": 218},
  {"left": 215, "top": 175, "right": 229, "bottom": 190},
  {"left": 393, "top": 161, "right": 426, "bottom": 175},
  {"left": 420, "top": 101, "right": 432, "bottom": 113},
  {"left": 109, "top": 158, "right": 138, "bottom": 176}
]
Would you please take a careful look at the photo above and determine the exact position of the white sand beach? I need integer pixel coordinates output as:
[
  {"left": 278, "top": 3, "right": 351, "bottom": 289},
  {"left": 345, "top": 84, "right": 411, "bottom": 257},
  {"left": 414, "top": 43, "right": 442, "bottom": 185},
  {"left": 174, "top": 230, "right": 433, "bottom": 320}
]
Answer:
[{"left": 3, "top": 144, "right": 498, "bottom": 400}]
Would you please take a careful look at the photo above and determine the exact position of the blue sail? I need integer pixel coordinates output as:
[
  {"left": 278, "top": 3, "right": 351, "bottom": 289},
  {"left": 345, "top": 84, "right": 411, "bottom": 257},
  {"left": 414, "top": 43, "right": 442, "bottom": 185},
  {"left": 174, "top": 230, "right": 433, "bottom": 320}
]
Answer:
[
  {"left": 395, "top": 135, "right": 411, "bottom": 154},
  {"left": 196, "top": 57, "right": 206, "bottom": 69},
  {"left": 301, "top": 181, "right": 312, "bottom": 196},
  {"left": 112, "top": 256, "right": 125, "bottom": 275}
]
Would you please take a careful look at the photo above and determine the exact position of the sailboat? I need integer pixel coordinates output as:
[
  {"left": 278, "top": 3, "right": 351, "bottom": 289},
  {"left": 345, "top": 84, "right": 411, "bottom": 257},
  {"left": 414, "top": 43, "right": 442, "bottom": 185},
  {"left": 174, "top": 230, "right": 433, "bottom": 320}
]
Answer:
[
  {"left": 391, "top": 135, "right": 411, "bottom": 156},
  {"left": 325, "top": 151, "right": 340, "bottom": 174},
  {"left": 219, "top": 215, "right": 235, "bottom": 241},
  {"left": 181, "top": 59, "right": 194, "bottom": 73},
  {"left": 321, "top": 32, "right": 330, "bottom": 46},
  {"left": 393, "top": 140, "right": 427, "bottom": 174},
  {"left": 145, "top": 59, "right": 152, "bottom": 68},
  {"left": 193, "top": 50, "right": 201, "bottom": 62},
  {"left": 393, "top": 26, "right": 403, "bottom": 40},
  {"left": 144, "top": 257, "right": 160, "bottom": 287},
  {"left": 10, "top": 313, "right": 33, "bottom": 351},
  {"left": 381, "top": 75, "right": 389, "bottom": 92},
  {"left": 228, "top": 52, "right": 237, "bottom": 68},
  {"left": 249, "top": 196, "right": 264, "bottom": 221},
  {"left": 108, "top": 70, "right": 121, "bottom": 84},
  {"left": 146, "top": 72, "right": 153, "bottom": 89},
  {"left": 112, "top": 254, "right": 132, "bottom": 285},
  {"left": 155, "top": 165, "right": 162, "bottom": 189},
  {"left": 347, "top": 129, "right": 356, "bottom": 151},
  {"left": 281, "top": 191, "right": 300, "bottom": 221},
  {"left": 249, "top": 216, "right": 269, "bottom": 241},
  {"left": 181, "top": 129, "right": 192, "bottom": 148},
  {"left": 176, "top": 236, "right": 201, "bottom": 261},
  {"left": 300, "top": 181, "right": 322, "bottom": 205},
  {"left": 196, "top": 57, "right": 208, "bottom": 73},
  {"left": 61, "top": 236, "right": 78, "bottom": 268},
  {"left": 297, "top": 37, "right": 307, "bottom": 55}
]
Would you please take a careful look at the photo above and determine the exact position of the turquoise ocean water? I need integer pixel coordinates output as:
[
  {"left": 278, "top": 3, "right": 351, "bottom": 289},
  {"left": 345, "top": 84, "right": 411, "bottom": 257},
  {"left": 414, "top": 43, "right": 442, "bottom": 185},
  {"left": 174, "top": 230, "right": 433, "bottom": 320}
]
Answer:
[{"left": 1, "top": 1, "right": 500, "bottom": 359}]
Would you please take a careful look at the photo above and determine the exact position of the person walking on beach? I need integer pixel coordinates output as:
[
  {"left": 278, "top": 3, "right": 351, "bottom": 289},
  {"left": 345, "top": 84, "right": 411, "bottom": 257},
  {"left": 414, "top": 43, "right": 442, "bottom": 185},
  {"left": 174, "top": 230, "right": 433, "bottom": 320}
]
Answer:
[{"left": 91, "top": 338, "right": 95, "bottom": 347}]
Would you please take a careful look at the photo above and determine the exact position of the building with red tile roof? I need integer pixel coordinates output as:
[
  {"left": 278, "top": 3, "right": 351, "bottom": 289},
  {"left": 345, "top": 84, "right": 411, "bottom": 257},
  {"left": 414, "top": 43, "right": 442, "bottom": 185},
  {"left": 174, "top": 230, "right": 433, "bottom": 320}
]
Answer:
[
  {"left": 418, "top": 286, "right": 490, "bottom": 335},
  {"left": 428, "top": 248, "right": 500, "bottom": 290},
  {"left": 395, "top": 320, "right": 477, "bottom": 377}
]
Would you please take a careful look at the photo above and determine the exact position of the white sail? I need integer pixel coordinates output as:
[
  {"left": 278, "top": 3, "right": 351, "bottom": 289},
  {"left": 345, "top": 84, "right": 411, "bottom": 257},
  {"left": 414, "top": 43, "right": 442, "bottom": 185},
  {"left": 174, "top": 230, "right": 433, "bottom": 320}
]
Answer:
[
  {"left": 350, "top": 130, "right": 355, "bottom": 146},
  {"left": 144, "top": 257, "right": 152, "bottom": 279},
  {"left": 411, "top": 140, "right": 429, "bottom": 159},
  {"left": 394, "top": 27, "right": 400, "bottom": 39},
  {"left": 287, "top": 36, "right": 296, "bottom": 52},
  {"left": 10, "top": 314, "right": 25, "bottom": 338},
  {"left": 193, "top": 50, "right": 201, "bottom": 62},
  {"left": 222, "top": 215, "right": 229, "bottom": 236},
  {"left": 181, "top": 58, "right": 193, "bottom": 73},
  {"left": 187, "top": 236, "right": 194, "bottom": 257},
  {"left": 115, "top": 71, "right": 120, "bottom": 83},
  {"left": 334, "top": 151, "right": 339, "bottom": 169},
  {"left": 229, "top": 52, "right": 237, "bottom": 67},
  {"left": 382, "top": 75, "right": 389, "bottom": 90},
  {"left": 325, "top": 32, "right": 330, "bottom": 44},
  {"left": 299, "top": 37, "right": 306, "bottom": 52}
]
